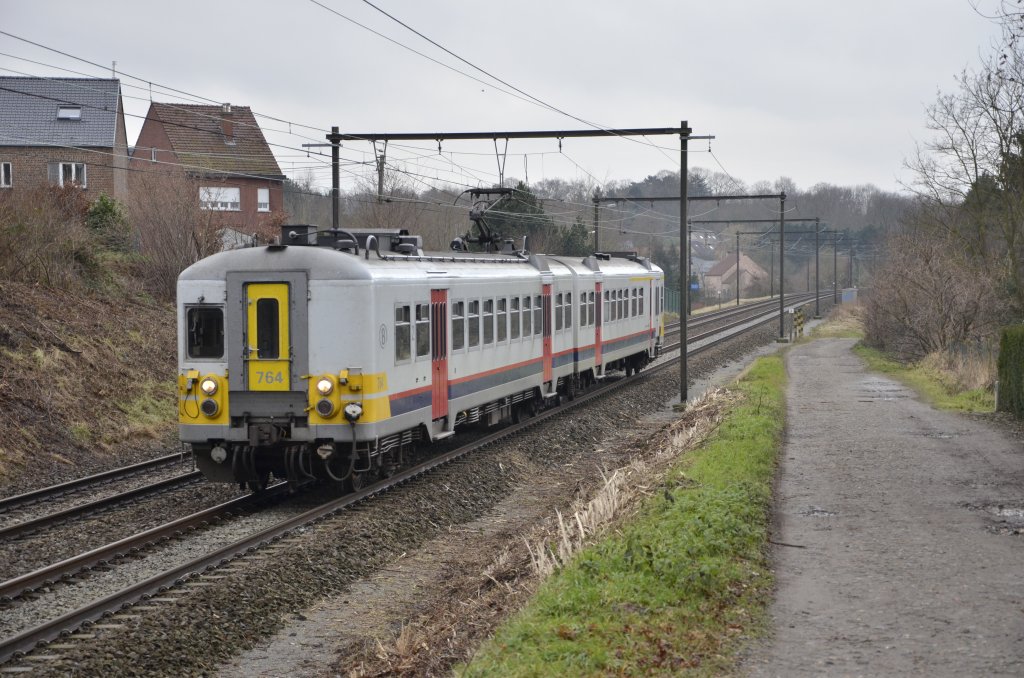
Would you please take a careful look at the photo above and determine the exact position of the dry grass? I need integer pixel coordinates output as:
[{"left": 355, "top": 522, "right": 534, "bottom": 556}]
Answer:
[
  {"left": 0, "top": 281, "right": 176, "bottom": 478},
  {"left": 810, "top": 303, "right": 865, "bottom": 339},
  {"left": 523, "top": 388, "right": 737, "bottom": 578}
]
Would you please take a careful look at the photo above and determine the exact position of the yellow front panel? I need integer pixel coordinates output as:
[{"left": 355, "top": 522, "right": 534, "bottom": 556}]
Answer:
[{"left": 246, "top": 283, "right": 290, "bottom": 391}]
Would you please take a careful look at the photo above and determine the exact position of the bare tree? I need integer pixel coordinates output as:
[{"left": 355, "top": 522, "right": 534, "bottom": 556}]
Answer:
[{"left": 127, "top": 172, "right": 221, "bottom": 300}]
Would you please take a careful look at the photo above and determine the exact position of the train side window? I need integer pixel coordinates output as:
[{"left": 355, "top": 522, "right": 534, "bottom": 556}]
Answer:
[
  {"left": 468, "top": 300, "right": 480, "bottom": 348},
  {"left": 618, "top": 289, "right": 625, "bottom": 320},
  {"left": 588, "top": 291, "right": 595, "bottom": 326},
  {"left": 565, "top": 292, "right": 572, "bottom": 329},
  {"left": 483, "top": 299, "right": 494, "bottom": 345},
  {"left": 632, "top": 289, "right": 638, "bottom": 317},
  {"left": 522, "top": 296, "right": 532, "bottom": 336},
  {"left": 452, "top": 301, "right": 465, "bottom": 351},
  {"left": 497, "top": 298, "right": 507, "bottom": 343},
  {"left": 604, "top": 290, "right": 610, "bottom": 323},
  {"left": 511, "top": 297, "right": 520, "bottom": 340},
  {"left": 187, "top": 307, "right": 224, "bottom": 359},
  {"left": 395, "top": 305, "right": 411, "bottom": 363},
  {"left": 579, "top": 292, "right": 587, "bottom": 327},
  {"left": 534, "top": 295, "right": 542, "bottom": 335},
  {"left": 555, "top": 293, "right": 563, "bottom": 331},
  {"left": 415, "top": 303, "right": 430, "bottom": 358},
  {"left": 639, "top": 288, "right": 644, "bottom": 316}
]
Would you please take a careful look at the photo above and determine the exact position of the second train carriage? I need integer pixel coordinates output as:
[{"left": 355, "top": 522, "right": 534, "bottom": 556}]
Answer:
[{"left": 178, "top": 227, "right": 664, "bottom": 488}]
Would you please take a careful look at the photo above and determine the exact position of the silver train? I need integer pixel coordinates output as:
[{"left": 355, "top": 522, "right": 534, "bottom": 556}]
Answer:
[{"left": 177, "top": 227, "right": 665, "bottom": 489}]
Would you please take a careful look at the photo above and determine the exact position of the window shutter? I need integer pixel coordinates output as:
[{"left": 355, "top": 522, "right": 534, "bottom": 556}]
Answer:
[{"left": 47, "top": 162, "right": 59, "bottom": 185}]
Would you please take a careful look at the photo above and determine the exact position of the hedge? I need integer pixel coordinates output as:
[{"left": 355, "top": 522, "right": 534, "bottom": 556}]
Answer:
[{"left": 997, "top": 325, "right": 1024, "bottom": 417}]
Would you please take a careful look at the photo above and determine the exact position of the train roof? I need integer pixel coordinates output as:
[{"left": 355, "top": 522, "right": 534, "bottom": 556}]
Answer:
[{"left": 179, "top": 243, "right": 662, "bottom": 284}]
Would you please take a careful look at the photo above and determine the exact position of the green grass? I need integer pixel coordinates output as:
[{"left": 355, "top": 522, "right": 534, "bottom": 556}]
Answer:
[
  {"left": 853, "top": 344, "right": 994, "bottom": 413},
  {"left": 461, "top": 357, "right": 785, "bottom": 677}
]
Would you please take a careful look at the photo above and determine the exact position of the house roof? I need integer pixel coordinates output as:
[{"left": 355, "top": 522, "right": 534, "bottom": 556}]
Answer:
[
  {"left": 706, "top": 257, "right": 736, "bottom": 277},
  {"left": 706, "top": 253, "right": 768, "bottom": 279},
  {"left": 0, "top": 77, "right": 121, "bottom": 148},
  {"left": 148, "top": 103, "right": 284, "bottom": 179}
]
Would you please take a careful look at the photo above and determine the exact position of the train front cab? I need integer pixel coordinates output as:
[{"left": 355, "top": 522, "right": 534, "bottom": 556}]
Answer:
[{"left": 180, "top": 270, "right": 314, "bottom": 486}]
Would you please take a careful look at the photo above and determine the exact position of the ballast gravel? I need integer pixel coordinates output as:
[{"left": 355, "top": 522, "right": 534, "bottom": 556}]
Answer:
[{"left": 5, "top": 321, "right": 787, "bottom": 677}]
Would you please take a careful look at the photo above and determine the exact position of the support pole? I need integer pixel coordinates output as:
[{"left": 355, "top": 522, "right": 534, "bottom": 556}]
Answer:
[
  {"left": 849, "top": 235, "right": 854, "bottom": 287},
  {"left": 814, "top": 218, "right": 821, "bottom": 318},
  {"left": 331, "top": 125, "right": 339, "bottom": 230},
  {"left": 376, "top": 141, "right": 387, "bottom": 204},
  {"left": 592, "top": 189, "right": 600, "bottom": 253},
  {"left": 687, "top": 219, "right": 693, "bottom": 316},
  {"left": 679, "top": 120, "right": 690, "bottom": 403},
  {"left": 778, "top": 192, "right": 786, "bottom": 340},
  {"left": 833, "top": 234, "right": 838, "bottom": 304},
  {"left": 735, "top": 232, "right": 740, "bottom": 307}
]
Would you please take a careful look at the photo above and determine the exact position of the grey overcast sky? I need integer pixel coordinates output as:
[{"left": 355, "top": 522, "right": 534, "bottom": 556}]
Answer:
[{"left": 1, "top": 0, "right": 1005, "bottom": 194}]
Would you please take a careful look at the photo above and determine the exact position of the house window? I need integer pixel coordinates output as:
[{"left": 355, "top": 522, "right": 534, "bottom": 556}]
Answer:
[
  {"left": 0, "top": 162, "right": 10, "bottom": 188},
  {"left": 57, "top": 106, "right": 82, "bottom": 120},
  {"left": 257, "top": 188, "right": 270, "bottom": 212},
  {"left": 199, "top": 186, "right": 241, "bottom": 211},
  {"left": 54, "top": 162, "right": 86, "bottom": 188},
  {"left": 150, "top": 148, "right": 157, "bottom": 162}
]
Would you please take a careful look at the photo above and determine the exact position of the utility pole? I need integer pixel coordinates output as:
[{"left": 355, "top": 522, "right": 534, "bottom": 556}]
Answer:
[
  {"left": 687, "top": 218, "right": 693, "bottom": 315},
  {"left": 849, "top": 235, "right": 854, "bottom": 287},
  {"left": 375, "top": 141, "right": 387, "bottom": 204},
  {"left": 679, "top": 120, "right": 690, "bottom": 403},
  {"left": 331, "top": 126, "right": 340, "bottom": 230},
  {"left": 814, "top": 218, "right": 821, "bottom": 318},
  {"left": 735, "top": 232, "right": 740, "bottom": 307},
  {"left": 778, "top": 192, "right": 786, "bottom": 341},
  {"left": 770, "top": 241, "right": 774, "bottom": 298},
  {"left": 833, "top": 234, "right": 838, "bottom": 304},
  {"left": 592, "top": 189, "right": 600, "bottom": 253}
]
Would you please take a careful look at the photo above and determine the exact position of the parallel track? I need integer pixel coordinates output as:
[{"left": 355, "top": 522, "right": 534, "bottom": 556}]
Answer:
[{"left": 0, "top": 293, "right": 828, "bottom": 663}]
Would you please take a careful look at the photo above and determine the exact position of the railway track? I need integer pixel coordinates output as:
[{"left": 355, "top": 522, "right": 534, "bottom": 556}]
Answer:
[
  {"left": 0, "top": 292, "right": 829, "bottom": 665},
  {"left": 0, "top": 453, "right": 196, "bottom": 533}
]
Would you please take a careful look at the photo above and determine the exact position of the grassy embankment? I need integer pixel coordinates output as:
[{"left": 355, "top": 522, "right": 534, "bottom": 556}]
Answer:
[
  {"left": 461, "top": 355, "right": 786, "bottom": 676},
  {"left": 809, "top": 305, "right": 994, "bottom": 413}
]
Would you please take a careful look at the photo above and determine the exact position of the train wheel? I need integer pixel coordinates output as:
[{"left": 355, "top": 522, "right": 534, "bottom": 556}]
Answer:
[
  {"left": 247, "top": 472, "right": 270, "bottom": 494},
  {"left": 343, "top": 471, "right": 365, "bottom": 494}
]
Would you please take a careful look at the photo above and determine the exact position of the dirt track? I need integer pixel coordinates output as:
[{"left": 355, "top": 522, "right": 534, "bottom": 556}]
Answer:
[{"left": 745, "top": 338, "right": 1024, "bottom": 676}]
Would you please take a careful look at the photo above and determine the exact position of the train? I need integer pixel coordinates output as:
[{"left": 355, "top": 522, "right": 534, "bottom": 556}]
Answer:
[{"left": 177, "top": 225, "right": 665, "bottom": 490}]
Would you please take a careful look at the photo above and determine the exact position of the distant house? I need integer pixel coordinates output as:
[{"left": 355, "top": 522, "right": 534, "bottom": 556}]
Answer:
[
  {"left": 0, "top": 77, "right": 128, "bottom": 199},
  {"left": 129, "top": 102, "right": 285, "bottom": 230},
  {"left": 704, "top": 253, "right": 769, "bottom": 297}
]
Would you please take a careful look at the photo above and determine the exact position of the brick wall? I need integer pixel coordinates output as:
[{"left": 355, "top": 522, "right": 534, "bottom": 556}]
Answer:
[{"left": 0, "top": 145, "right": 126, "bottom": 199}]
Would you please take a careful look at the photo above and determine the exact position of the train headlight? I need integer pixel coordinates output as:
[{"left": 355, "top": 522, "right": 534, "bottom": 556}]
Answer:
[
  {"left": 200, "top": 398, "right": 219, "bottom": 417},
  {"left": 200, "top": 378, "right": 218, "bottom": 396},
  {"left": 316, "top": 399, "right": 335, "bottom": 417},
  {"left": 316, "top": 378, "right": 334, "bottom": 396}
]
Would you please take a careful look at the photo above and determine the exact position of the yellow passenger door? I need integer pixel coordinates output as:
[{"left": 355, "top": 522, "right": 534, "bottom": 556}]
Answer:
[{"left": 245, "top": 283, "right": 290, "bottom": 391}]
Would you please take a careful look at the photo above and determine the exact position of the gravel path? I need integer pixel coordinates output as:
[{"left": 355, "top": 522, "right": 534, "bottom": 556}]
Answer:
[{"left": 745, "top": 338, "right": 1024, "bottom": 677}]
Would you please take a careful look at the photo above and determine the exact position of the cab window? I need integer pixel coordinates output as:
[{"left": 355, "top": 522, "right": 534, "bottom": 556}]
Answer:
[
  {"left": 187, "top": 307, "right": 224, "bottom": 358},
  {"left": 256, "top": 299, "right": 279, "bottom": 358}
]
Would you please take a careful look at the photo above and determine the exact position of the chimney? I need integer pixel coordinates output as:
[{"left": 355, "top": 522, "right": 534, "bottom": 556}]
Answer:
[{"left": 221, "top": 102, "right": 233, "bottom": 142}]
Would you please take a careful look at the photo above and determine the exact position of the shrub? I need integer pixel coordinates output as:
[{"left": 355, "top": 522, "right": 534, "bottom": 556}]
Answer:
[
  {"left": 85, "top": 193, "right": 130, "bottom": 252},
  {"left": 997, "top": 325, "right": 1024, "bottom": 416}
]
